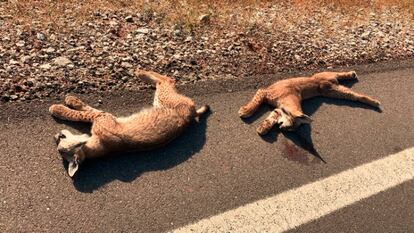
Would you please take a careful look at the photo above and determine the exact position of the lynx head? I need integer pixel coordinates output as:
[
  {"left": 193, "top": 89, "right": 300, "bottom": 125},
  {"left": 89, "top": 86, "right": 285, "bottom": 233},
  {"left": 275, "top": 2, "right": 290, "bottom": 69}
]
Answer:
[
  {"left": 54, "top": 130, "right": 88, "bottom": 177},
  {"left": 276, "top": 108, "right": 312, "bottom": 131}
]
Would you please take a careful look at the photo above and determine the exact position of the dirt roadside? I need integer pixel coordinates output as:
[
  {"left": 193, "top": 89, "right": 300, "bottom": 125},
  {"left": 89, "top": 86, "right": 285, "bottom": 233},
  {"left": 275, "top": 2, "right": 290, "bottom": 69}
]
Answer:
[{"left": 0, "top": 1, "right": 413, "bottom": 102}]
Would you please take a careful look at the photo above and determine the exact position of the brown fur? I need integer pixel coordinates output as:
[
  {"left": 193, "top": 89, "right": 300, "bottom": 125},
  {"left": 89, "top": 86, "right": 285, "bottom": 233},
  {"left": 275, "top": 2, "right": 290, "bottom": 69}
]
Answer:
[
  {"left": 239, "top": 71, "right": 381, "bottom": 135},
  {"left": 49, "top": 70, "right": 209, "bottom": 177}
]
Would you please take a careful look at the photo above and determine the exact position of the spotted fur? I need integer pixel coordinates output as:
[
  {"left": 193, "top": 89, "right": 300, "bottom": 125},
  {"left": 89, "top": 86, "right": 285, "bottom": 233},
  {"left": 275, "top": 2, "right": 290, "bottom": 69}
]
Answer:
[
  {"left": 50, "top": 70, "right": 209, "bottom": 177},
  {"left": 239, "top": 71, "right": 381, "bottom": 135}
]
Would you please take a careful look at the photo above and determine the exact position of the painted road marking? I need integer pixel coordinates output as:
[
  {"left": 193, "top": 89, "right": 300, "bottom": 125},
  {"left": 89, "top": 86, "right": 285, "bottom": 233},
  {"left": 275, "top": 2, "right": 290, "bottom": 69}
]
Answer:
[{"left": 171, "top": 147, "right": 414, "bottom": 233}]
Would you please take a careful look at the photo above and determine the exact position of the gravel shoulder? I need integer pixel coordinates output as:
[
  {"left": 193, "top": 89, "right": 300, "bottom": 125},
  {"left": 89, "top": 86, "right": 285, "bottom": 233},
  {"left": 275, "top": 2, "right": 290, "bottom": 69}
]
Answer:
[{"left": 0, "top": 1, "right": 413, "bottom": 102}]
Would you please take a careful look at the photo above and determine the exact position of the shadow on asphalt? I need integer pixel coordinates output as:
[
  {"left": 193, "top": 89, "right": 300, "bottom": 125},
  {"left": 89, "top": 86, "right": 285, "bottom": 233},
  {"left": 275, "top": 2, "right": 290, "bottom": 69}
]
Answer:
[
  {"left": 241, "top": 79, "right": 381, "bottom": 164},
  {"left": 57, "top": 111, "right": 211, "bottom": 193}
]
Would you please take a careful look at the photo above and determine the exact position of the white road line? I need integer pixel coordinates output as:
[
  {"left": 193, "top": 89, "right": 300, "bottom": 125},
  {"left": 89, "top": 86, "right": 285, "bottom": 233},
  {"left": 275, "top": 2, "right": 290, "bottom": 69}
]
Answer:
[{"left": 171, "top": 147, "right": 414, "bottom": 233}]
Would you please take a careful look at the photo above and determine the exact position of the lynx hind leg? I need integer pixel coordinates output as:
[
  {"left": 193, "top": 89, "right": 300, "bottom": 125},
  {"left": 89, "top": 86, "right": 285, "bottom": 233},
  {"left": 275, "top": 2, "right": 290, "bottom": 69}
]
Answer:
[
  {"left": 335, "top": 71, "right": 358, "bottom": 81},
  {"left": 239, "top": 89, "right": 267, "bottom": 118},
  {"left": 256, "top": 109, "right": 281, "bottom": 135},
  {"left": 49, "top": 104, "right": 104, "bottom": 122},
  {"left": 65, "top": 96, "right": 101, "bottom": 112},
  {"left": 135, "top": 69, "right": 174, "bottom": 85},
  {"left": 322, "top": 84, "right": 381, "bottom": 108},
  {"left": 313, "top": 71, "right": 358, "bottom": 81}
]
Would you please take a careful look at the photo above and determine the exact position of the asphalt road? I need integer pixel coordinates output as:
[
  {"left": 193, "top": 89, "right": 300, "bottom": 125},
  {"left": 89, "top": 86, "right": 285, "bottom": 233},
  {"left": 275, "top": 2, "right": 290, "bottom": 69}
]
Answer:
[{"left": 1, "top": 61, "right": 414, "bottom": 232}]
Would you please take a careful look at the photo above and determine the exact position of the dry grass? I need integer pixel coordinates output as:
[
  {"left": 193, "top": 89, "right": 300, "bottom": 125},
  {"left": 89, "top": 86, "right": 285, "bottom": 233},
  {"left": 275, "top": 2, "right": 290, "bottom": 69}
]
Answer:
[{"left": 2, "top": 0, "right": 413, "bottom": 30}]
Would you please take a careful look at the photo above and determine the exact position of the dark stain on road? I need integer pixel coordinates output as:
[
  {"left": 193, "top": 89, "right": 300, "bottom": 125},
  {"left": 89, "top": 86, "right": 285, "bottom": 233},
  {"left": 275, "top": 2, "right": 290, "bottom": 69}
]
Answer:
[
  {"left": 280, "top": 122, "right": 326, "bottom": 165},
  {"left": 280, "top": 136, "right": 312, "bottom": 164}
]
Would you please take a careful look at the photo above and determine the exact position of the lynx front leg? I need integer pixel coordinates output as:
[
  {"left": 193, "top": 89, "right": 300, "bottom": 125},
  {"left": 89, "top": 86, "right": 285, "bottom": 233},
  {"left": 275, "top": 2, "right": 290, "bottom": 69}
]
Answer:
[
  {"left": 64, "top": 96, "right": 102, "bottom": 112},
  {"left": 239, "top": 89, "right": 267, "bottom": 118},
  {"left": 321, "top": 84, "right": 381, "bottom": 108},
  {"left": 49, "top": 104, "right": 104, "bottom": 122},
  {"left": 277, "top": 95, "right": 312, "bottom": 131},
  {"left": 256, "top": 109, "right": 281, "bottom": 135}
]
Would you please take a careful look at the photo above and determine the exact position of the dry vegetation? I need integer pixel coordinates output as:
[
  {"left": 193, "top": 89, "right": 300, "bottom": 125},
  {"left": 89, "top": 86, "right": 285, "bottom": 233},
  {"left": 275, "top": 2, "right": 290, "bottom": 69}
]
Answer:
[{"left": 3, "top": 0, "right": 413, "bottom": 30}]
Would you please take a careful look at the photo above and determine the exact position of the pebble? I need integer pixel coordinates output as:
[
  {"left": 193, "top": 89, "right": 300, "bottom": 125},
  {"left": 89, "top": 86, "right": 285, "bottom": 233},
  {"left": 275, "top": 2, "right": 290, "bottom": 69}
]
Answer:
[
  {"left": 39, "top": 64, "right": 51, "bottom": 70},
  {"left": 125, "top": 15, "right": 133, "bottom": 23},
  {"left": 136, "top": 28, "right": 149, "bottom": 34},
  {"left": 16, "top": 41, "right": 25, "bottom": 47},
  {"left": 121, "top": 62, "right": 133, "bottom": 68},
  {"left": 36, "top": 32, "right": 46, "bottom": 40},
  {"left": 198, "top": 14, "right": 210, "bottom": 24},
  {"left": 53, "top": 56, "right": 72, "bottom": 66},
  {"left": 43, "top": 47, "right": 56, "bottom": 53},
  {"left": 9, "top": 59, "right": 19, "bottom": 65}
]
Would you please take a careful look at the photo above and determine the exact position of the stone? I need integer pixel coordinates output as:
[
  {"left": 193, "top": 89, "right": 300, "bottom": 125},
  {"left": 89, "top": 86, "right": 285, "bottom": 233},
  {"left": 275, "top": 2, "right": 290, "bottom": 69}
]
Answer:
[
  {"left": 40, "top": 63, "right": 51, "bottom": 70},
  {"left": 198, "top": 14, "right": 210, "bottom": 24},
  {"left": 136, "top": 28, "right": 149, "bottom": 34},
  {"left": 16, "top": 41, "right": 25, "bottom": 47},
  {"left": 121, "top": 62, "right": 133, "bottom": 68},
  {"left": 9, "top": 59, "right": 19, "bottom": 65},
  {"left": 53, "top": 56, "right": 72, "bottom": 66},
  {"left": 20, "top": 56, "right": 30, "bottom": 63},
  {"left": 25, "top": 78, "right": 35, "bottom": 87},
  {"left": 1, "top": 94, "right": 10, "bottom": 102},
  {"left": 125, "top": 15, "right": 133, "bottom": 23},
  {"left": 67, "top": 46, "right": 85, "bottom": 52},
  {"left": 361, "top": 31, "right": 371, "bottom": 40},
  {"left": 36, "top": 33, "right": 46, "bottom": 40},
  {"left": 43, "top": 47, "right": 55, "bottom": 53}
]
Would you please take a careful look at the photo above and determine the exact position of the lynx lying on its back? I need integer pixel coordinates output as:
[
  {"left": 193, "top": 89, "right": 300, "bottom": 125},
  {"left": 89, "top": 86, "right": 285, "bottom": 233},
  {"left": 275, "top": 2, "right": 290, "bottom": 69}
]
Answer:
[
  {"left": 239, "top": 71, "right": 380, "bottom": 135},
  {"left": 49, "top": 70, "right": 209, "bottom": 177}
]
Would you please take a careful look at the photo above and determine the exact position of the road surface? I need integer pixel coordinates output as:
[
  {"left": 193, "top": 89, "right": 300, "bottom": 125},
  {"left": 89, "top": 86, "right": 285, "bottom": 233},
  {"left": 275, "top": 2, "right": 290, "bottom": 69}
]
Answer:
[{"left": 1, "top": 61, "right": 414, "bottom": 232}]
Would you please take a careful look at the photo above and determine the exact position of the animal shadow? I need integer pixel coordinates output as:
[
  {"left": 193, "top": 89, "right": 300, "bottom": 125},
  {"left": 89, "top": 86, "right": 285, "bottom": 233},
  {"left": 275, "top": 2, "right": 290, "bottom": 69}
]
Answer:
[{"left": 57, "top": 111, "right": 211, "bottom": 193}]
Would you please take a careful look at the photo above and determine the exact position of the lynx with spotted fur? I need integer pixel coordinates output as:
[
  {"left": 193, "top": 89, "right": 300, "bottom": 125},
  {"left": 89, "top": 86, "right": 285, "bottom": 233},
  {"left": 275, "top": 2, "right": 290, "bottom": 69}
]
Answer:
[
  {"left": 239, "top": 71, "right": 380, "bottom": 135},
  {"left": 49, "top": 70, "right": 209, "bottom": 177}
]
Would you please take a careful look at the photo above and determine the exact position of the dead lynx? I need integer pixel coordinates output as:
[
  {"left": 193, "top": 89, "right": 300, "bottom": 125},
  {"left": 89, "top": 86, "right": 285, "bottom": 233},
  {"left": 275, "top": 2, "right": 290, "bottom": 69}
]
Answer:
[
  {"left": 49, "top": 70, "right": 209, "bottom": 177},
  {"left": 239, "top": 71, "right": 381, "bottom": 135}
]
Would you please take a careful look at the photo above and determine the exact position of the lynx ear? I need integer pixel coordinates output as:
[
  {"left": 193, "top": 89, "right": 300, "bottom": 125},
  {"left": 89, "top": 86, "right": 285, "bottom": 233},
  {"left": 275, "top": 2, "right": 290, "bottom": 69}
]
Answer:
[
  {"left": 68, "top": 160, "right": 79, "bottom": 177},
  {"left": 67, "top": 153, "right": 82, "bottom": 177},
  {"left": 297, "top": 114, "right": 312, "bottom": 124}
]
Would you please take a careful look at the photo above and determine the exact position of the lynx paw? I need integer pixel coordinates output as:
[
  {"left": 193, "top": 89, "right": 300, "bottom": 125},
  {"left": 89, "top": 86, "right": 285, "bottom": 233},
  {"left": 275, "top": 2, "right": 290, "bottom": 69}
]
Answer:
[
  {"left": 65, "top": 96, "right": 85, "bottom": 110},
  {"left": 238, "top": 106, "right": 253, "bottom": 118},
  {"left": 256, "top": 125, "right": 270, "bottom": 135},
  {"left": 49, "top": 104, "right": 66, "bottom": 115},
  {"left": 372, "top": 99, "right": 381, "bottom": 108}
]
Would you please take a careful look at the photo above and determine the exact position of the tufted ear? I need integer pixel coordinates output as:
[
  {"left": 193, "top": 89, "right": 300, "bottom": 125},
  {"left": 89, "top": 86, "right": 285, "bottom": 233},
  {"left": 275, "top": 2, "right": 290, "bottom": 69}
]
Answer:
[
  {"left": 67, "top": 153, "right": 82, "bottom": 178},
  {"left": 68, "top": 160, "right": 79, "bottom": 177},
  {"left": 297, "top": 114, "right": 312, "bottom": 124}
]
